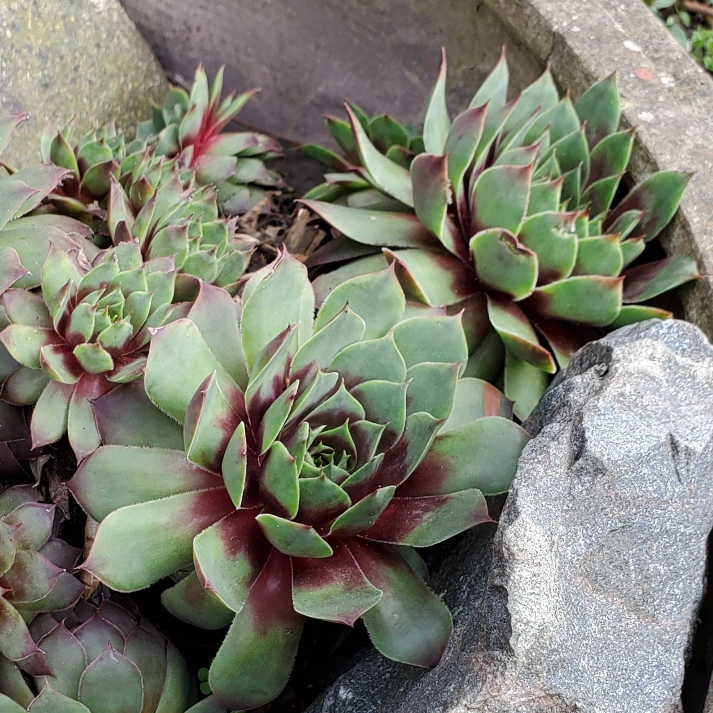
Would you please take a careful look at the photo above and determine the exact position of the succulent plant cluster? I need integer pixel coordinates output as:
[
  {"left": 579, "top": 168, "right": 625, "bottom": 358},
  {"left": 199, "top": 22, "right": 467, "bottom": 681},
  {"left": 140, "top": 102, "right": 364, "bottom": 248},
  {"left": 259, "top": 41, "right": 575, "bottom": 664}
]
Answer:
[
  {"left": 302, "top": 51, "right": 699, "bottom": 417},
  {"left": 0, "top": 45, "right": 701, "bottom": 713},
  {"left": 68, "top": 251, "right": 528, "bottom": 709},
  {"left": 137, "top": 66, "right": 285, "bottom": 214},
  {"left": 0, "top": 597, "right": 195, "bottom": 713},
  {"left": 39, "top": 67, "right": 286, "bottom": 292}
]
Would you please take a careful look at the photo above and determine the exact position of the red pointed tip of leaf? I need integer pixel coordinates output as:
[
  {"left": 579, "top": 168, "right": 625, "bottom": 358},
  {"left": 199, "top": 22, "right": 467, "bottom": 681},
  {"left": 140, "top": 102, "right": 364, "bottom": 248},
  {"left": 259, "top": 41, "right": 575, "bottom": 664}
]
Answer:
[{"left": 18, "top": 650, "right": 53, "bottom": 677}]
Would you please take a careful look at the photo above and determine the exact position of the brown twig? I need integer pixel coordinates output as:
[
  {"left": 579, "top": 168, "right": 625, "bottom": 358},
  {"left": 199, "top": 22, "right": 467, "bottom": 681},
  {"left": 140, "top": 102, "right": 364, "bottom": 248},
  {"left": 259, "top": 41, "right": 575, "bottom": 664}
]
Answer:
[{"left": 682, "top": 0, "right": 713, "bottom": 18}]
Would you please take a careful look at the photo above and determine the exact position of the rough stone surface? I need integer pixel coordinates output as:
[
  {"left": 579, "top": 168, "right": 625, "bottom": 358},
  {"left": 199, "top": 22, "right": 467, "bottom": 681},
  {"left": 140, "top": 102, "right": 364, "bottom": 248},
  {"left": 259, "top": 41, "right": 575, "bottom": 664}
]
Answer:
[
  {"left": 0, "top": 0, "right": 168, "bottom": 168},
  {"left": 307, "top": 319, "right": 713, "bottom": 713}
]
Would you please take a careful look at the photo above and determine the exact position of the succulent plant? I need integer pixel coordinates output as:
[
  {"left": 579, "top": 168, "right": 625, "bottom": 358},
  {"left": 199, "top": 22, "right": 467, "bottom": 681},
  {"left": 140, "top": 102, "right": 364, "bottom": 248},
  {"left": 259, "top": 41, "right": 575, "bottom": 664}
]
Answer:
[
  {"left": 39, "top": 120, "right": 129, "bottom": 223},
  {"left": 137, "top": 66, "right": 284, "bottom": 215},
  {"left": 302, "top": 103, "right": 424, "bottom": 199},
  {"left": 0, "top": 484, "right": 83, "bottom": 677},
  {"left": 302, "top": 51, "right": 700, "bottom": 418},
  {"left": 105, "top": 165, "right": 257, "bottom": 296},
  {"left": 68, "top": 250, "right": 528, "bottom": 710},
  {"left": 0, "top": 596, "right": 196, "bottom": 712},
  {"left": 0, "top": 240, "right": 184, "bottom": 461},
  {"left": 0, "top": 116, "right": 101, "bottom": 288}
]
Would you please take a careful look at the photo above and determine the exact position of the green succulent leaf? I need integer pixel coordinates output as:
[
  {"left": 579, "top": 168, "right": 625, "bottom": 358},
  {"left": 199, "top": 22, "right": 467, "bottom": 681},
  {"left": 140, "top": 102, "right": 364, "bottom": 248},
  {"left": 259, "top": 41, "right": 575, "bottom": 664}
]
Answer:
[
  {"left": 78, "top": 646, "right": 144, "bottom": 713},
  {"left": 255, "top": 514, "right": 332, "bottom": 558},
  {"left": 384, "top": 248, "right": 478, "bottom": 307},
  {"left": 296, "top": 475, "right": 351, "bottom": 526},
  {"left": 440, "top": 377, "right": 513, "bottom": 431},
  {"left": 30, "top": 380, "right": 73, "bottom": 449},
  {"left": 350, "top": 539, "right": 452, "bottom": 668},
  {"left": 364, "top": 488, "right": 491, "bottom": 546},
  {"left": 603, "top": 170, "right": 692, "bottom": 242},
  {"left": 423, "top": 49, "right": 451, "bottom": 154},
  {"left": 161, "top": 571, "right": 235, "bottom": 630},
  {"left": 405, "top": 362, "right": 459, "bottom": 419},
  {"left": 470, "top": 229, "right": 538, "bottom": 300},
  {"left": 193, "top": 509, "right": 271, "bottom": 614},
  {"left": 524, "top": 275, "right": 623, "bottom": 326},
  {"left": 503, "top": 68, "right": 558, "bottom": 136},
  {"left": 145, "top": 318, "right": 240, "bottom": 424},
  {"left": 292, "top": 307, "right": 366, "bottom": 377},
  {"left": 504, "top": 350, "right": 549, "bottom": 420},
  {"left": 392, "top": 313, "right": 468, "bottom": 368},
  {"left": 259, "top": 442, "right": 300, "bottom": 520},
  {"left": 329, "top": 333, "right": 406, "bottom": 388},
  {"left": 402, "top": 415, "right": 528, "bottom": 496},
  {"left": 410, "top": 153, "right": 450, "bottom": 245},
  {"left": 518, "top": 211, "right": 578, "bottom": 283},
  {"left": 301, "top": 200, "right": 437, "bottom": 250},
  {"left": 241, "top": 252, "right": 313, "bottom": 372},
  {"left": 69, "top": 446, "right": 220, "bottom": 521},
  {"left": 575, "top": 73, "right": 620, "bottom": 148},
  {"left": 292, "top": 539, "right": 382, "bottom": 626},
  {"left": 609, "top": 304, "right": 673, "bottom": 328},
  {"left": 486, "top": 293, "right": 555, "bottom": 372},
  {"left": 328, "top": 486, "right": 396, "bottom": 537},
  {"left": 81, "top": 488, "right": 234, "bottom": 591},
  {"left": 208, "top": 551, "right": 304, "bottom": 711},
  {"left": 32, "top": 629, "right": 85, "bottom": 701},
  {"left": 315, "top": 266, "right": 404, "bottom": 340},
  {"left": 471, "top": 164, "right": 532, "bottom": 235},
  {"left": 622, "top": 255, "right": 699, "bottom": 303},
  {"left": 470, "top": 49, "right": 509, "bottom": 111},
  {"left": 347, "top": 106, "right": 413, "bottom": 207},
  {"left": 572, "top": 235, "right": 623, "bottom": 277},
  {"left": 184, "top": 373, "right": 240, "bottom": 473}
]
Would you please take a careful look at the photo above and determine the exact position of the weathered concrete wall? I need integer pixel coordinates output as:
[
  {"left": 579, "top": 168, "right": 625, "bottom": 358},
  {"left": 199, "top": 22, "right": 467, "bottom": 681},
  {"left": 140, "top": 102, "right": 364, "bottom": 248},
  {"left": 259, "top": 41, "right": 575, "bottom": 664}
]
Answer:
[{"left": 0, "top": 0, "right": 168, "bottom": 168}]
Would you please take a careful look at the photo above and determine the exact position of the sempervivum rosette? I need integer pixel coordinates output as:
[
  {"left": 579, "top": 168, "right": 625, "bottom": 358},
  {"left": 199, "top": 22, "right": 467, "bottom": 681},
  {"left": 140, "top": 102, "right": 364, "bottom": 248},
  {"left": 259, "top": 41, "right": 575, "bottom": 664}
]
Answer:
[
  {"left": 0, "top": 597, "right": 196, "bottom": 712},
  {"left": 68, "top": 251, "right": 528, "bottom": 710},
  {"left": 0, "top": 485, "right": 83, "bottom": 677},
  {"left": 0, "top": 240, "right": 182, "bottom": 461},
  {"left": 302, "top": 51, "right": 699, "bottom": 418},
  {"left": 137, "top": 66, "right": 284, "bottom": 215}
]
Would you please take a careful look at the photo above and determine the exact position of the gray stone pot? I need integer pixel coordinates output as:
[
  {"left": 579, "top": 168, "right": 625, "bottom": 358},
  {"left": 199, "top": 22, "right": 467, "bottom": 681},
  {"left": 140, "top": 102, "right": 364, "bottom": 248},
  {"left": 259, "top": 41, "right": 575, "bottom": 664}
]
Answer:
[{"left": 119, "top": 0, "right": 713, "bottom": 342}]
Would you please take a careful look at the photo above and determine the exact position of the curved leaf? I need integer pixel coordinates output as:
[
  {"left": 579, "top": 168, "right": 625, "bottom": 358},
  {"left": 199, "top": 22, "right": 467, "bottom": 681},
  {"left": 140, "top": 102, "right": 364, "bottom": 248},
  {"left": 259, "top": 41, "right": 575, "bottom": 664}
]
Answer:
[
  {"left": 69, "top": 446, "right": 220, "bottom": 521},
  {"left": 301, "top": 200, "right": 438, "bottom": 250},
  {"left": 349, "top": 538, "right": 452, "bottom": 668},
  {"left": 347, "top": 106, "right": 413, "bottom": 207},
  {"left": 622, "top": 255, "right": 699, "bottom": 303},
  {"left": 422, "top": 48, "right": 450, "bottom": 154},
  {"left": 523, "top": 275, "right": 623, "bottom": 327},
  {"left": 314, "top": 266, "right": 405, "bottom": 341},
  {"left": 82, "top": 488, "right": 234, "bottom": 591},
  {"left": 363, "top": 488, "right": 491, "bottom": 546},
  {"left": 208, "top": 551, "right": 304, "bottom": 710},
  {"left": 292, "top": 539, "right": 382, "bottom": 626},
  {"left": 161, "top": 571, "right": 235, "bottom": 630},
  {"left": 400, "top": 416, "right": 529, "bottom": 496},
  {"left": 194, "top": 509, "right": 271, "bottom": 613},
  {"left": 470, "top": 229, "right": 538, "bottom": 300}
]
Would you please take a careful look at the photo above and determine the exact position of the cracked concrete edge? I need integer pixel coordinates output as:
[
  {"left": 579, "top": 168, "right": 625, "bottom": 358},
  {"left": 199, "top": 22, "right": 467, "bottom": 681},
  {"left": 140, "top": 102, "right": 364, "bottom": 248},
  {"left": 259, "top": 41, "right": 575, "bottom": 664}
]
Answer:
[{"left": 481, "top": 0, "right": 713, "bottom": 340}]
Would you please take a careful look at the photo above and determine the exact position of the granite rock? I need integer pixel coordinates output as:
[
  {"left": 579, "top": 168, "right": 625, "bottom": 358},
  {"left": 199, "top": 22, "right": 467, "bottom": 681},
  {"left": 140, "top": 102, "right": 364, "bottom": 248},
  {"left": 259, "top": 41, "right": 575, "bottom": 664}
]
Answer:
[
  {"left": 307, "top": 319, "right": 713, "bottom": 713},
  {"left": 0, "top": 0, "right": 167, "bottom": 168}
]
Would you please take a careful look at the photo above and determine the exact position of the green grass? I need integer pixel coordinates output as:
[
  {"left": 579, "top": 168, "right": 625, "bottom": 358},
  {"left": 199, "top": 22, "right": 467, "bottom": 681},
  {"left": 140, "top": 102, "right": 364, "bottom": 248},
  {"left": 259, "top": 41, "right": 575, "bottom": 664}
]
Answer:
[{"left": 645, "top": 0, "right": 713, "bottom": 73}]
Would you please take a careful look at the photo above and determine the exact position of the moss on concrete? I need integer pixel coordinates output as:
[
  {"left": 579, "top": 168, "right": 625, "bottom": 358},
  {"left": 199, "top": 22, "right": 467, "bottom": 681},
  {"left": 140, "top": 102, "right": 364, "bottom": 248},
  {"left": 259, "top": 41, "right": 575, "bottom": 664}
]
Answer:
[{"left": 0, "top": 0, "right": 168, "bottom": 167}]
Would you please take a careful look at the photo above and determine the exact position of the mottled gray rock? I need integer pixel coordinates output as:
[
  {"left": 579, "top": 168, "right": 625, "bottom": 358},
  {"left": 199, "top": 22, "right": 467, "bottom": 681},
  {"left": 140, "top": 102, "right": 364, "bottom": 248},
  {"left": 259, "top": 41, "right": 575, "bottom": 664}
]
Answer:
[
  {"left": 308, "top": 319, "right": 713, "bottom": 713},
  {"left": 0, "top": 0, "right": 167, "bottom": 168}
]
